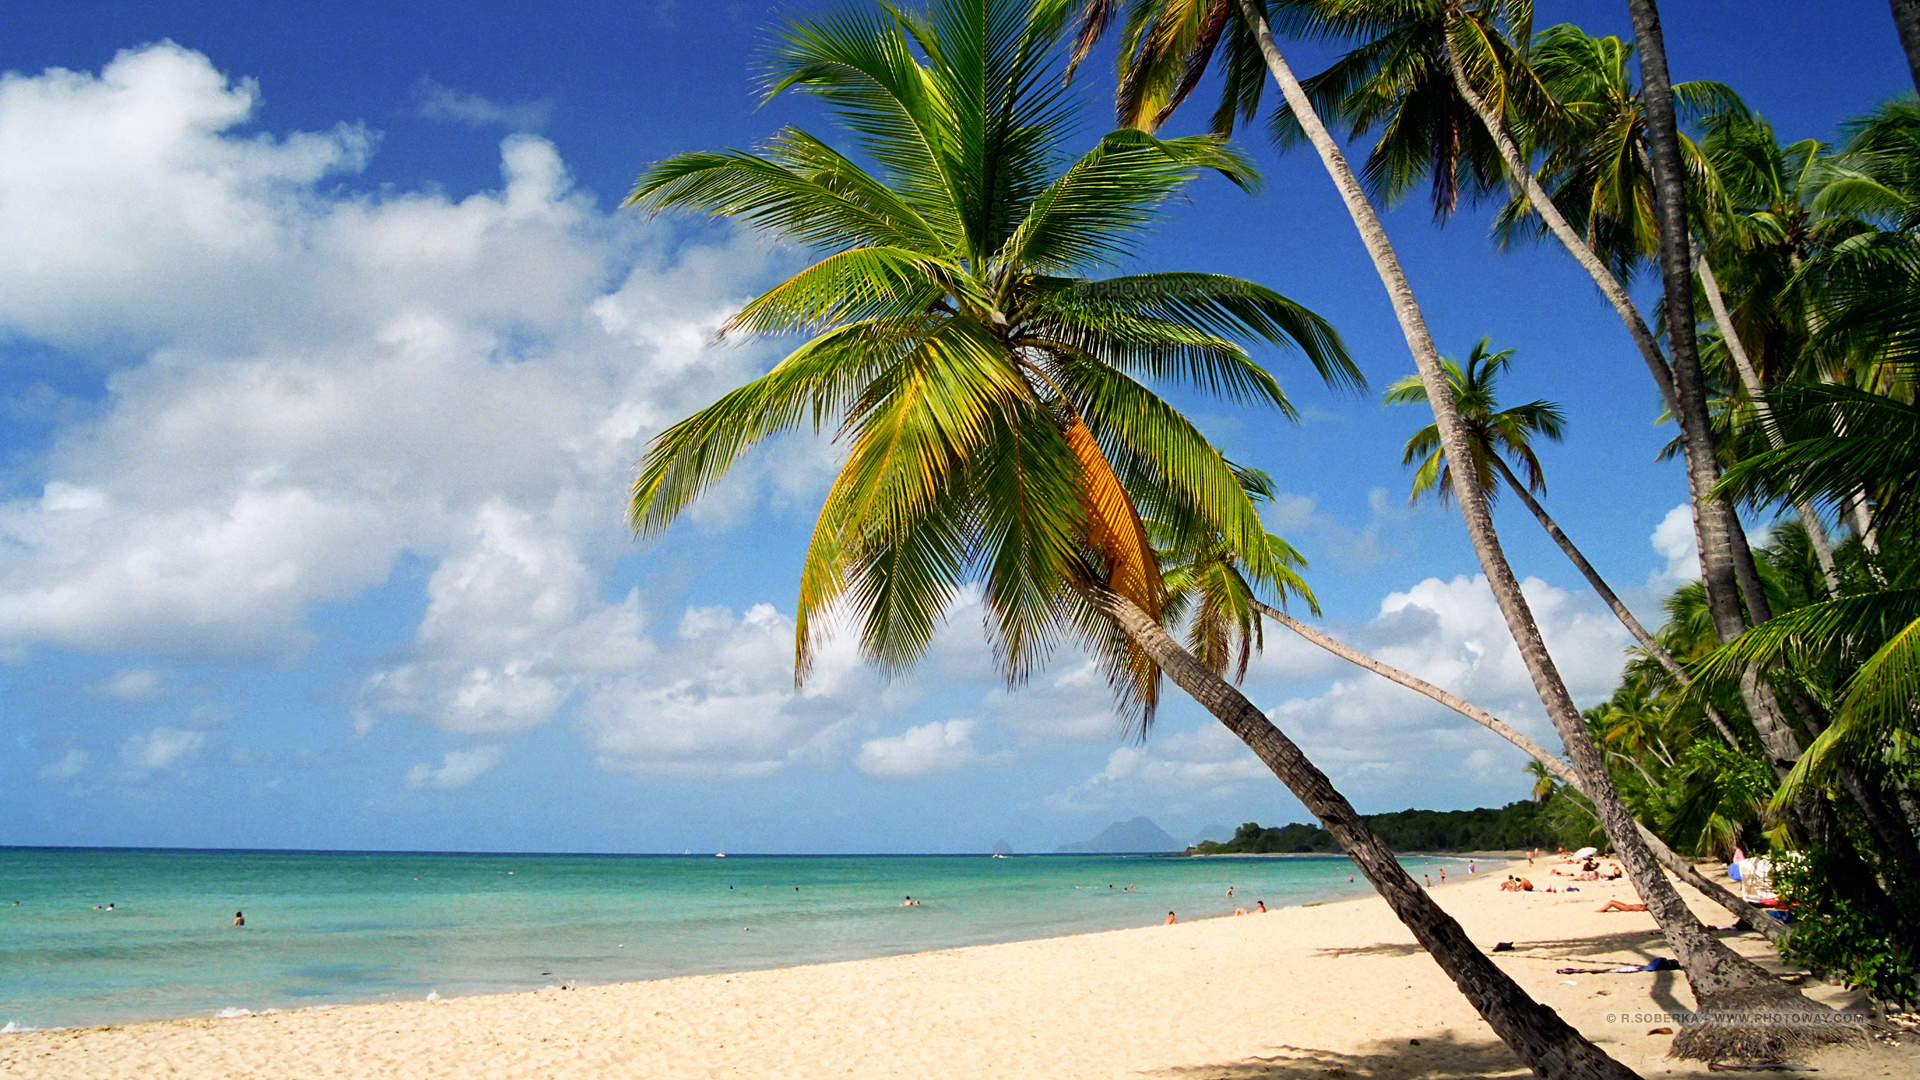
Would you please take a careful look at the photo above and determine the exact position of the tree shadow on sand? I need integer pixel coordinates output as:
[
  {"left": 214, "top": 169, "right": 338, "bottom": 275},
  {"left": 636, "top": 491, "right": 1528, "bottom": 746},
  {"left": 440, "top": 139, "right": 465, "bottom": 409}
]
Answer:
[
  {"left": 1306, "top": 926, "right": 1674, "bottom": 961},
  {"left": 1139, "top": 1032, "right": 1528, "bottom": 1079}
]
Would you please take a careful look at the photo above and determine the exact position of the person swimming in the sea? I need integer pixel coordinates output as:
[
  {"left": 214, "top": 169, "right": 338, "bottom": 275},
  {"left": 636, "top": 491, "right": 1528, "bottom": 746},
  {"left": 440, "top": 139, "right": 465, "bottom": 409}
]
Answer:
[{"left": 233, "top": 911, "right": 245, "bottom": 926}]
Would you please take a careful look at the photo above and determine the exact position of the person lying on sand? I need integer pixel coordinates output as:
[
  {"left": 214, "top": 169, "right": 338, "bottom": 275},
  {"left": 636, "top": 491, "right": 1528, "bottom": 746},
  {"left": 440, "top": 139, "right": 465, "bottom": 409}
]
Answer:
[
  {"left": 1234, "top": 907, "right": 1248, "bottom": 916},
  {"left": 1164, "top": 912, "right": 1177, "bottom": 924},
  {"left": 1256, "top": 901, "right": 1266, "bottom": 912},
  {"left": 1556, "top": 957, "right": 1678, "bottom": 974},
  {"left": 1499, "top": 876, "right": 1534, "bottom": 892},
  {"left": 1596, "top": 900, "right": 1648, "bottom": 912}
]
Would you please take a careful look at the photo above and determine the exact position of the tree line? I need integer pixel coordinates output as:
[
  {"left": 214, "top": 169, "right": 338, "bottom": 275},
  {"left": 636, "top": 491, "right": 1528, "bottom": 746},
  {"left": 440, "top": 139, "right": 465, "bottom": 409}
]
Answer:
[{"left": 1189, "top": 802, "right": 1583, "bottom": 855}]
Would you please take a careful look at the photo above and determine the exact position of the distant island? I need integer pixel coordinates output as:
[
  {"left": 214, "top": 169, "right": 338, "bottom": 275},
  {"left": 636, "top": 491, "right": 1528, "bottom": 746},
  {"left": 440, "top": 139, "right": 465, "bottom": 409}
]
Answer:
[
  {"left": 1188, "top": 802, "right": 1573, "bottom": 855},
  {"left": 1056, "top": 816, "right": 1183, "bottom": 853}
]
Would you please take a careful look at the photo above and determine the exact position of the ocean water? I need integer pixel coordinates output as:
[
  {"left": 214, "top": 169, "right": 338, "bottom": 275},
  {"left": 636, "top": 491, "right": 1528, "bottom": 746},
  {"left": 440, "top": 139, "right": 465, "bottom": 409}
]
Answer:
[{"left": 0, "top": 847, "right": 1466, "bottom": 1030}]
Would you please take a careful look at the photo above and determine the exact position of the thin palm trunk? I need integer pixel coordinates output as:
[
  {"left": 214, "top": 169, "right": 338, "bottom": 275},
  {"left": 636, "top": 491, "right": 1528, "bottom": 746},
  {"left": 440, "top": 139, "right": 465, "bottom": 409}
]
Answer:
[
  {"left": 1084, "top": 581, "right": 1640, "bottom": 1080},
  {"left": 1479, "top": 453, "right": 1745, "bottom": 749},
  {"left": 1240, "top": 0, "right": 1829, "bottom": 1054},
  {"left": 1438, "top": 19, "right": 1677, "bottom": 415},
  {"left": 1442, "top": 16, "right": 1807, "bottom": 774},
  {"left": 1893, "top": 0, "right": 1920, "bottom": 93},
  {"left": 1623, "top": 0, "right": 1823, "bottom": 803},
  {"left": 1250, "top": 597, "right": 1787, "bottom": 941},
  {"left": 1692, "top": 255, "right": 1843, "bottom": 593}
]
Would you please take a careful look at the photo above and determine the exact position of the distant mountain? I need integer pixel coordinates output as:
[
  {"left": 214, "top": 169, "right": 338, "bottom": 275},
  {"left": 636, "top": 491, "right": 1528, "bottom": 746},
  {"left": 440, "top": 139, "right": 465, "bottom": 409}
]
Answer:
[
  {"left": 1056, "top": 816, "right": 1182, "bottom": 853},
  {"left": 1186, "top": 824, "right": 1232, "bottom": 847},
  {"left": 990, "top": 839, "right": 1013, "bottom": 856}
]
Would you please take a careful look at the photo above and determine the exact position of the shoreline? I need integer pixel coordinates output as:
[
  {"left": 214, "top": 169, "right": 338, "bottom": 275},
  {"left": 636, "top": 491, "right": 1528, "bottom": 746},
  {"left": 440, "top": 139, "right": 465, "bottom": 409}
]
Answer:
[{"left": 4, "top": 856, "right": 1903, "bottom": 1079}]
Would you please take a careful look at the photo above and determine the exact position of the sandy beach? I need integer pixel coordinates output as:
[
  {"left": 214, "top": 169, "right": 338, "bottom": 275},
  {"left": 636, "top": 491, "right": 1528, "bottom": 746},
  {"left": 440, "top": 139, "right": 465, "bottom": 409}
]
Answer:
[{"left": 3, "top": 858, "right": 1909, "bottom": 1079}]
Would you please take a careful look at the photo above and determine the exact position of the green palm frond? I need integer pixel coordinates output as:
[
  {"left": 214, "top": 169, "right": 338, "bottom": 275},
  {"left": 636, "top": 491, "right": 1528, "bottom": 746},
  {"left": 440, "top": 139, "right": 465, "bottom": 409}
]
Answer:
[{"left": 630, "top": 0, "right": 1353, "bottom": 735}]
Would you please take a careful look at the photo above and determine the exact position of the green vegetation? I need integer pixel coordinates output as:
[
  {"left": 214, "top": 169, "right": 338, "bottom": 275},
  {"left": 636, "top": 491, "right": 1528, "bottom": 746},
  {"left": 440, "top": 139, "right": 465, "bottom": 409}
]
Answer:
[
  {"left": 1188, "top": 802, "right": 1583, "bottom": 855},
  {"left": 634, "top": 0, "right": 1920, "bottom": 1061}
]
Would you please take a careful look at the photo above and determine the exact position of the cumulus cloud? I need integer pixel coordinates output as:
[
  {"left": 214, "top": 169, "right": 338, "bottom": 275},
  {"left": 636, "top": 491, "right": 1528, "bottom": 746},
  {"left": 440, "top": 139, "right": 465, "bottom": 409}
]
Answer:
[
  {"left": 120, "top": 727, "right": 205, "bottom": 773},
  {"left": 1648, "top": 503, "right": 1700, "bottom": 589},
  {"left": 414, "top": 77, "right": 552, "bottom": 130},
  {"left": 0, "top": 42, "right": 807, "bottom": 721},
  {"left": 1051, "top": 573, "right": 1631, "bottom": 811},
  {"left": 572, "top": 603, "right": 888, "bottom": 778},
  {"left": 404, "top": 745, "right": 504, "bottom": 789},
  {"left": 857, "top": 719, "right": 1008, "bottom": 779}
]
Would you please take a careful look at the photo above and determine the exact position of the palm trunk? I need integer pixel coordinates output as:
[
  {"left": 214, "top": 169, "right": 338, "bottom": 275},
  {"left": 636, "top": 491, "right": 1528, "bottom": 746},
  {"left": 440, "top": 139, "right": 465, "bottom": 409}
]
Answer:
[
  {"left": 1239, "top": 0, "right": 1827, "bottom": 1054},
  {"left": 1438, "top": 21, "right": 1678, "bottom": 416},
  {"left": 1250, "top": 597, "right": 1787, "bottom": 941},
  {"left": 1624, "top": 0, "right": 1822, "bottom": 793},
  {"left": 1893, "top": 0, "right": 1920, "bottom": 93},
  {"left": 1692, "top": 255, "right": 1843, "bottom": 594},
  {"left": 1482, "top": 457, "right": 1679, "bottom": 677},
  {"left": 1083, "top": 581, "right": 1640, "bottom": 1080},
  {"left": 1480, "top": 454, "right": 1745, "bottom": 750},
  {"left": 1444, "top": 14, "right": 1805, "bottom": 772}
]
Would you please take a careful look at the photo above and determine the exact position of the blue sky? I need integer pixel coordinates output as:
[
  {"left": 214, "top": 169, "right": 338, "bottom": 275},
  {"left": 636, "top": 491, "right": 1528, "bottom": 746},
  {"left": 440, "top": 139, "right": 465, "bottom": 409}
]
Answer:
[{"left": 0, "top": 1, "right": 1908, "bottom": 854}]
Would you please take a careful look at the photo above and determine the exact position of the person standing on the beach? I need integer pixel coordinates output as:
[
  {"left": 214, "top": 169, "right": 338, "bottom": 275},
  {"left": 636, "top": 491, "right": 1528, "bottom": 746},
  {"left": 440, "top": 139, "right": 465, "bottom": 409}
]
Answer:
[
  {"left": 1423, "top": 874, "right": 1432, "bottom": 888},
  {"left": 1468, "top": 859, "right": 1475, "bottom": 875}
]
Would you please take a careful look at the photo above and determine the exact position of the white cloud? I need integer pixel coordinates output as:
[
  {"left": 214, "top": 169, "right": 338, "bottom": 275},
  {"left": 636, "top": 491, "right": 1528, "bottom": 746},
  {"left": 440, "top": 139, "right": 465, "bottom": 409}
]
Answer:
[
  {"left": 414, "top": 77, "right": 552, "bottom": 130},
  {"left": 1052, "top": 573, "right": 1631, "bottom": 812},
  {"left": 0, "top": 43, "right": 794, "bottom": 699},
  {"left": 100, "top": 668, "right": 163, "bottom": 701},
  {"left": 1256, "top": 573, "right": 1626, "bottom": 795},
  {"left": 857, "top": 719, "right": 1007, "bottom": 779},
  {"left": 1649, "top": 503, "right": 1700, "bottom": 589},
  {"left": 39, "top": 748, "right": 89, "bottom": 780},
  {"left": 404, "top": 745, "right": 504, "bottom": 789},
  {"left": 1047, "top": 724, "right": 1270, "bottom": 813},
  {"left": 119, "top": 726, "right": 205, "bottom": 773},
  {"left": 572, "top": 602, "right": 886, "bottom": 778}
]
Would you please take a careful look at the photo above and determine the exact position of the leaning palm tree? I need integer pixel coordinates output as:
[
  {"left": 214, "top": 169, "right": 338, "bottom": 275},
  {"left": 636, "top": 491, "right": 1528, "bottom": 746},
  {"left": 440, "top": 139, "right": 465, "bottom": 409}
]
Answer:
[
  {"left": 1156, "top": 468, "right": 1789, "bottom": 937},
  {"left": 627, "top": 0, "right": 1634, "bottom": 1073},
  {"left": 1070, "top": 0, "right": 1847, "bottom": 1058}
]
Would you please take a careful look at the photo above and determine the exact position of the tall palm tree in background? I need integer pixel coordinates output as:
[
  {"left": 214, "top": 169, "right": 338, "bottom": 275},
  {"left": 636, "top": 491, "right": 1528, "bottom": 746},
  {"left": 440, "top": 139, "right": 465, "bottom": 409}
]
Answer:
[{"left": 627, "top": 0, "right": 1636, "bottom": 1072}]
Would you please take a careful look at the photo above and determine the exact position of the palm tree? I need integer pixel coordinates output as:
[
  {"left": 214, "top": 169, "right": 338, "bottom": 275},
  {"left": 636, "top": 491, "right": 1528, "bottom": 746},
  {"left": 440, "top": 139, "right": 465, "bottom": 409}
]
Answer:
[
  {"left": 1252, "top": 4, "right": 1791, "bottom": 662},
  {"left": 627, "top": 0, "right": 1633, "bottom": 1073},
  {"left": 1692, "top": 111, "right": 1846, "bottom": 591},
  {"left": 1072, "top": 0, "right": 1846, "bottom": 1054},
  {"left": 1381, "top": 339, "right": 1726, "bottom": 704}
]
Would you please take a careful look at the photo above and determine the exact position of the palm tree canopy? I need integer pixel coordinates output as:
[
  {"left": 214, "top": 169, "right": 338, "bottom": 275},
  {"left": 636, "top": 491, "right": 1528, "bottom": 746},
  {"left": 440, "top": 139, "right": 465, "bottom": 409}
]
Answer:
[
  {"left": 1383, "top": 337, "right": 1564, "bottom": 505},
  {"left": 1261, "top": 0, "right": 1543, "bottom": 220},
  {"left": 628, "top": 0, "right": 1358, "bottom": 729},
  {"left": 1489, "top": 23, "right": 1745, "bottom": 281}
]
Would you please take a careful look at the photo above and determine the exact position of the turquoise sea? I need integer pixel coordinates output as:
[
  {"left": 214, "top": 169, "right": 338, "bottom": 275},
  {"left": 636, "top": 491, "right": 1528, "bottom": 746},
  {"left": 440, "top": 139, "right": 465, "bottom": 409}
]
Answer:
[{"left": 0, "top": 847, "right": 1465, "bottom": 1031}]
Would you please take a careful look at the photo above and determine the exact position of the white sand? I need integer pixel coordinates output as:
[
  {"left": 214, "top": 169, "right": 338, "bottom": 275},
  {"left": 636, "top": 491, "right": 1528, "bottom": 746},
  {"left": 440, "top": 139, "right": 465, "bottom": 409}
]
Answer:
[{"left": 3, "top": 859, "right": 1910, "bottom": 1079}]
